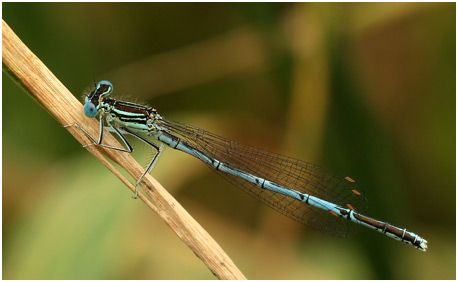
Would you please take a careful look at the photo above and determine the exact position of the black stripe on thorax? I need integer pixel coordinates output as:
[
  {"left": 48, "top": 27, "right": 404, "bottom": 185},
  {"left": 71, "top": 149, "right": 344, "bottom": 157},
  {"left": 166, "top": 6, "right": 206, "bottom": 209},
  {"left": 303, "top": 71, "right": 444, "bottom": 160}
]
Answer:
[{"left": 113, "top": 100, "right": 152, "bottom": 114}]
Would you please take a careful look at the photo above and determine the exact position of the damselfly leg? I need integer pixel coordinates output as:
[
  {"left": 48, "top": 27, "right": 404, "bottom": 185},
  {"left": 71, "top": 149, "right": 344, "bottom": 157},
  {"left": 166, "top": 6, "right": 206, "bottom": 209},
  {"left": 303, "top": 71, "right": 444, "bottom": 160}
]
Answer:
[
  {"left": 63, "top": 119, "right": 133, "bottom": 153},
  {"left": 114, "top": 126, "right": 165, "bottom": 197},
  {"left": 64, "top": 118, "right": 163, "bottom": 198}
]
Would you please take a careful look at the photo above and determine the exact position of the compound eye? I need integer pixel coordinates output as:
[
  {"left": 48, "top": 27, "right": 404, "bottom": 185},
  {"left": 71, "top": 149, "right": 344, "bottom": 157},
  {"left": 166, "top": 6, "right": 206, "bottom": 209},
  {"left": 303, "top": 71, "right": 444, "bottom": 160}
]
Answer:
[
  {"left": 96, "top": 80, "right": 113, "bottom": 96},
  {"left": 84, "top": 101, "right": 98, "bottom": 117}
]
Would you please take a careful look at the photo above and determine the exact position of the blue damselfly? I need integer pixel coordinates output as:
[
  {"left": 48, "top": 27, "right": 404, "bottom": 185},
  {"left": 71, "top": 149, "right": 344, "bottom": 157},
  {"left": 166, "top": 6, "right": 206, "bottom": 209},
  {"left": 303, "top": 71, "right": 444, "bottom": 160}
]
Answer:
[{"left": 65, "top": 80, "right": 428, "bottom": 251}]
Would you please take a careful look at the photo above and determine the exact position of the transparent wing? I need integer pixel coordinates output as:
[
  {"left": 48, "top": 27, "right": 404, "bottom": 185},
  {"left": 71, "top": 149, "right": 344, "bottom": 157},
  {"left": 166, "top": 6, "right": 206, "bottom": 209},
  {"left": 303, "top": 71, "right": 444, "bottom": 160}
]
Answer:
[{"left": 158, "top": 117, "right": 368, "bottom": 236}]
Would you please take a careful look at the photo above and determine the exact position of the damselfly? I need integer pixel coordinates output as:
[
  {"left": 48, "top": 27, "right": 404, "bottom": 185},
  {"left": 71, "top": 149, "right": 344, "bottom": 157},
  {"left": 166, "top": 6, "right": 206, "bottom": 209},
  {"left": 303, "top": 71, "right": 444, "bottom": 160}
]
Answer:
[{"left": 65, "top": 80, "right": 427, "bottom": 251}]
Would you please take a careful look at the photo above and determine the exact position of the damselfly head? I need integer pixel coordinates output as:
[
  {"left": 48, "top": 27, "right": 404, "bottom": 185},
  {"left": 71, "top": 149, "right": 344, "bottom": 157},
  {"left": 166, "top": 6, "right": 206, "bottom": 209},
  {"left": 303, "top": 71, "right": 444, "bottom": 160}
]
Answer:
[{"left": 83, "top": 80, "right": 113, "bottom": 118}]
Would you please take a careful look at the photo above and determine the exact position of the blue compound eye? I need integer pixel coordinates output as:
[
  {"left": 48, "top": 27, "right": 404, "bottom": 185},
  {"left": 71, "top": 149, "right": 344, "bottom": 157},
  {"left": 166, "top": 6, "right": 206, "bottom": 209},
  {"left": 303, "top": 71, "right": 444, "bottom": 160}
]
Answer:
[
  {"left": 96, "top": 80, "right": 113, "bottom": 96},
  {"left": 84, "top": 101, "right": 98, "bottom": 117}
]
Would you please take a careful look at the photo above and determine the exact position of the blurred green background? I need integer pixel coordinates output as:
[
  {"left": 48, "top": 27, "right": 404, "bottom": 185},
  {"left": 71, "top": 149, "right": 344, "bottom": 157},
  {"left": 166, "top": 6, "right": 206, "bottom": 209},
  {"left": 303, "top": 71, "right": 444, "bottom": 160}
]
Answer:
[{"left": 2, "top": 2, "right": 455, "bottom": 279}]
